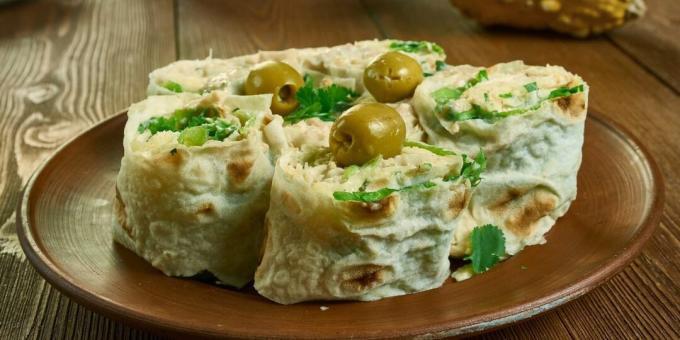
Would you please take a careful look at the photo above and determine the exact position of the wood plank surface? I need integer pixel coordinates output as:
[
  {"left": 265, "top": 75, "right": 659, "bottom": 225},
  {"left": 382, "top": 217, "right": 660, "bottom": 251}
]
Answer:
[
  {"left": 607, "top": 0, "right": 680, "bottom": 93},
  {"left": 0, "top": 0, "right": 175, "bottom": 339},
  {"left": 176, "top": 0, "right": 382, "bottom": 59},
  {"left": 0, "top": 0, "right": 678, "bottom": 339}
]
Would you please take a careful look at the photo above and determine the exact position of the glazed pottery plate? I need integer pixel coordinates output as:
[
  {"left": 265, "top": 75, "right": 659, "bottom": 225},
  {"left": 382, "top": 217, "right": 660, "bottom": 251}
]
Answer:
[{"left": 17, "top": 112, "right": 663, "bottom": 338}]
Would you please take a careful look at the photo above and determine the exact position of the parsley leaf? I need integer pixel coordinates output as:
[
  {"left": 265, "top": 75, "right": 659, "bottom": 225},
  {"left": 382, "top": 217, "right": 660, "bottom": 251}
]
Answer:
[
  {"left": 162, "top": 81, "right": 183, "bottom": 93},
  {"left": 445, "top": 150, "right": 486, "bottom": 186},
  {"left": 404, "top": 140, "right": 456, "bottom": 156},
  {"left": 466, "top": 224, "right": 506, "bottom": 273},
  {"left": 389, "top": 40, "right": 444, "bottom": 55},
  {"left": 435, "top": 60, "right": 446, "bottom": 71},
  {"left": 523, "top": 82, "right": 538, "bottom": 93},
  {"left": 333, "top": 181, "right": 436, "bottom": 203},
  {"left": 284, "top": 76, "right": 358, "bottom": 124},
  {"left": 499, "top": 92, "right": 513, "bottom": 98}
]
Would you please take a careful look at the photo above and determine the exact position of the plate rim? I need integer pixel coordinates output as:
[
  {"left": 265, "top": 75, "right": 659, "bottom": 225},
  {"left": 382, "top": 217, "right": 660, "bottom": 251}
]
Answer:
[{"left": 16, "top": 111, "right": 665, "bottom": 339}]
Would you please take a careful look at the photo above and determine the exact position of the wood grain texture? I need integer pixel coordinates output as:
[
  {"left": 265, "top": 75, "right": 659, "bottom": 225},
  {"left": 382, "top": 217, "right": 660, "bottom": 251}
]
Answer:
[
  {"left": 176, "top": 0, "right": 382, "bottom": 59},
  {"left": 607, "top": 0, "right": 680, "bottom": 93},
  {"left": 0, "top": 0, "right": 174, "bottom": 339},
  {"left": 1, "top": 0, "right": 678, "bottom": 338}
]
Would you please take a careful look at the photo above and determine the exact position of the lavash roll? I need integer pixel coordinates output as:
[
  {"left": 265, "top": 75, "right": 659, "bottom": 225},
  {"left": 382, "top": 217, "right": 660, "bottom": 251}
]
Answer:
[
  {"left": 114, "top": 91, "right": 277, "bottom": 288},
  {"left": 148, "top": 40, "right": 444, "bottom": 148},
  {"left": 254, "top": 147, "right": 472, "bottom": 304},
  {"left": 412, "top": 60, "right": 588, "bottom": 257}
]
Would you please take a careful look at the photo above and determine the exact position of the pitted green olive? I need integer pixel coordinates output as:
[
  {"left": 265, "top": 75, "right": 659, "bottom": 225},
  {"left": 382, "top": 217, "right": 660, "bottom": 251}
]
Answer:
[
  {"left": 245, "top": 61, "right": 304, "bottom": 115},
  {"left": 329, "top": 103, "right": 406, "bottom": 167},
  {"left": 363, "top": 51, "right": 424, "bottom": 103}
]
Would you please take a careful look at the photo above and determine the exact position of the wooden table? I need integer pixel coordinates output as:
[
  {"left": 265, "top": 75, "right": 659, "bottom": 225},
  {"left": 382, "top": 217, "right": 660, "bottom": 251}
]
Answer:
[{"left": 1, "top": 0, "right": 678, "bottom": 338}]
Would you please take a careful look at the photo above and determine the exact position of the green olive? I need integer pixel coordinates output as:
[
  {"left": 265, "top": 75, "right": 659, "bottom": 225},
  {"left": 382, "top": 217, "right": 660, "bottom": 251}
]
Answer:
[
  {"left": 329, "top": 103, "right": 406, "bottom": 167},
  {"left": 244, "top": 61, "right": 304, "bottom": 115},
  {"left": 363, "top": 51, "right": 424, "bottom": 103}
]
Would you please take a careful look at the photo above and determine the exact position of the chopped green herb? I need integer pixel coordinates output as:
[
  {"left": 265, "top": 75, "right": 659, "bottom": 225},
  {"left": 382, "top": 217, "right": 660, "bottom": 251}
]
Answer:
[
  {"left": 432, "top": 87, "right": 463, "bottom": 105},
  {"left": 333, "top": 181, "right": 436, "bottom": 203},
  {"left": 284, "top": 76, "right": 358, "bottom": 124},
  {"left": 445, "top": 150, "right": 486, "bottom": 187},
  {"left": 484, "top": 93, "right": 489, "bottom": 102},
  {"left": 178, "top": 126, "right": 208, "bottom": 146},
  {"left": 431, "top": 69, "right": 489, "bottom": 105},
  {"left": 523, "top": 82, "right": 538, "bottom": 93},
  {"left": 419, "top": 163, "right": 433, "bottom": 172},
  {"left": 499, "top": 92, "right": 513, "bottom": 98},
  {"left": 424, "top": 61, "right": 447, "bottom": 77},
  {"left": 404, "top": 140, "right": 456, "bottom": 156},
  {"left": 138, "top": 106, "right": 237, "bottom": 146},
  {"left": 162, "top": 81, "right": 183, "bottom": 93},
  {"left": 443, "top": 84, "right": 585, "bottom": 122},
  {"left": 389, "top": 40, "right": 444, "bottom": 55},
  {"left": 466, "top": 224, "right": 506, "bottom": 274},
  {"left": 548, "top": 84, "right": 585, "bottom": 99},
  {"left": 232, "top": 109, "right": 255, "bottom": 135}
]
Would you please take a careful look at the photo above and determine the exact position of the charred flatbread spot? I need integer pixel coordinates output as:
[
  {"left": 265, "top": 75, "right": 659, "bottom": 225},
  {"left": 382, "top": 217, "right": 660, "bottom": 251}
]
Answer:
[
  {"left": 114, "top": 185, "right": 133, "bottom": 238},
  {"left": 227, "top": 159, "right": 254, "bottom": 183},
  {"left": 557, "top": 93, "right": 586, "bottom": 119},
  {"left": 195, "top": 202, "right": 215, "bottom": 215},
  {"left": 340, "top": 265, "right": 390, "bottom": 293},
  {"left": 447, "top": 184, "right": 470, "bottom": 219},
  {"left": 160, "top": 148, "right": 184, "bottom": 167},
  {"left": 556, "top": 96, "right": 571, "bottom": 110},
  {"left": 369, "top": 178, "right": 390, "bottom": 189},
  {"left": 490, "top": 188, "right": 528, "bottom": 212},
  {"left": 505, "top": 190, "right": 558, "bottom": 236},
  {"left": 348, "top": 195, "right": 398, "bottom": 223}
]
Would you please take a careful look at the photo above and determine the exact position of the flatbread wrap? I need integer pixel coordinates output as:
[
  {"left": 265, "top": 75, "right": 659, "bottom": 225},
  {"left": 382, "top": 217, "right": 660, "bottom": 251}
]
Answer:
[
  {"left": 254, "top": 146, "right": 473, "bottom": 304},
  {"left": 148, "top": 40, "right": 444, "bottom": 148},
  {"left": 411, "top": 60, "right": 588, "bottom": 259},
  {"left": 114, "top": 91, "right": 276, "bottom": 288}
]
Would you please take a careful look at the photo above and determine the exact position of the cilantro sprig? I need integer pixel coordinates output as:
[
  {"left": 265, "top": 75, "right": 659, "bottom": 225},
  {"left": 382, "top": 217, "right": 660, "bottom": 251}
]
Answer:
[
  {"left": 284, "top": 76, "right": 358, "bottom": 124},
  {"left": 389, "top": 40, "right": 445, "bottom": 55},
  {"left": 333, "top": 181, "right": 436, "bottom": 203},
  {"left": 466, "top": 224, "right": 506, "bottom": 273},
  {"left": 445, "top": 150, "right": 486, "bottom": 187},
  {"left": 404, "top": 140, "right": 456, "bottom": 156}
]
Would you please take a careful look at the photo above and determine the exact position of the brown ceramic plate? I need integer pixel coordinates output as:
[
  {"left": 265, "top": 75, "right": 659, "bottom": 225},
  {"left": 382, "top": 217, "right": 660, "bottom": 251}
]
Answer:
[{"left": 17, "top": 112, "right": 663, "bottom": 339}]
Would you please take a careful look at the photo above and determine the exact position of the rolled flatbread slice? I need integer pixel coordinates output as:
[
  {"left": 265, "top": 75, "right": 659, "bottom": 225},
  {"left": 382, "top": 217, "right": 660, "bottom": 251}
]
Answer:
[
  {"left": 114, "top": 91, "right": 276, "bottom": 288},
  {"left": 412, "top": 60, "right": 588, "bottom": 259},
  {"left": 148, "top": 39, "right": 446, "bottom": 97},
  {"left": 148, "top": 40, "right": 444, "bottom": 148},
  {"left": 254, "top": 146, "right": 472, "bottom": 304}
]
